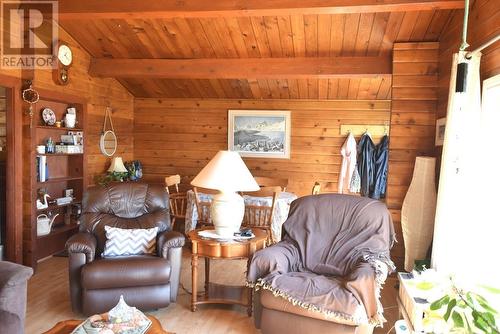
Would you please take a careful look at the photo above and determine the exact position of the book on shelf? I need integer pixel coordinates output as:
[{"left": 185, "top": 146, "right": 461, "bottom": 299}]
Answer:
[{"left": 36, "top": 155, "right": 48, "bottom": 182}]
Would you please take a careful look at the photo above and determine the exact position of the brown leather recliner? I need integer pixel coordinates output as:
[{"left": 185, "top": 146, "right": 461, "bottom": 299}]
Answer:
[{"left": 66, "top": 183, "right": 185, "bottom": 316}]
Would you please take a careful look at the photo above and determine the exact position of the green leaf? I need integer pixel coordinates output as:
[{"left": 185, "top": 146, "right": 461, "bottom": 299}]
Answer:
[
  {"left": 452, "top": 311, "right": 465, "bottom": 328},
  {"left": 473, "top": 316, "right": 489, "bottom": 333},
  {"left": 479, "top": 285, "right": 500, "bottom": 294},
  {"left": 431, "top": 295, "right": 451, "bottom": 310},
  {"left": 472, "top": 294, "right": 499, "bottom": 315},
  {"left": 482, "top": 312, "right": 496, "bottom": 327},
  {"left": 444, "top": 299, "right": 458, "bottom": 321}
]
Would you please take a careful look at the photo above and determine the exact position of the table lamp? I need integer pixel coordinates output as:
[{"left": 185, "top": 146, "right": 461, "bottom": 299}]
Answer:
[
  {"left": 191, "top": 150, "right": 259, "bottom": 237},
  {"left": 108, "top": 157, "right": 128, "bottom": 173}
]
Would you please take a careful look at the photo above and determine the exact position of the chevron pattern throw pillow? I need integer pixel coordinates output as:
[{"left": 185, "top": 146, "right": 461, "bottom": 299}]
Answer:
[{"left": 102, "top": 226, "right": 158, "bottom": 257}]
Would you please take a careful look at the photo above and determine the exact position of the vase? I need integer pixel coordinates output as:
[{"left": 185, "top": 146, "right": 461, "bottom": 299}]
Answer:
[{"left": 401, "top": 156, "right": 437, "bottom": 272}]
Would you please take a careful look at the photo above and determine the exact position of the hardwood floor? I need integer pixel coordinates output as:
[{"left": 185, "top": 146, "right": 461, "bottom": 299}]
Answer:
[{"left": 26, "top": 250, "right": 399, "bottom": 334}]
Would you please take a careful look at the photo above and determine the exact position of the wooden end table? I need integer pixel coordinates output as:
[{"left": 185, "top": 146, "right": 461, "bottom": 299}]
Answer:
[
  {"left": 188, "top": 227, "right": 267, "bottom": 316},
  {"left": 43, "top": 315, "right": 171, "bottom": 334}
]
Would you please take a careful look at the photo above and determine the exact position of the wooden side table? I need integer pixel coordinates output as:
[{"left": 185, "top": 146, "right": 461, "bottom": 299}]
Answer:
[
  {"left": 43, "top": 315, "right": 171, "bottom": 334},
  {"left": 188, "top": 227, "right": 267, "bottom": 316}
]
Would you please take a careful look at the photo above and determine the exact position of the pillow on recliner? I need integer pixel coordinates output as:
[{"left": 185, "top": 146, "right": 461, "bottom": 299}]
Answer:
[{"left": 102, "top": 226, "right": 158, "bottom": 257}]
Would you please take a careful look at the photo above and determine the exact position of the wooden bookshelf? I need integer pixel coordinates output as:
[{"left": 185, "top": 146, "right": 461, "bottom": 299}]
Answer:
[{"left": 23, "top": 89, "right": 87, "bottom": 270}]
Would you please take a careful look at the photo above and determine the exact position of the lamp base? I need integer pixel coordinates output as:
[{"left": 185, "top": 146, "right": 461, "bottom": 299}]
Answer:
[{"left": 210, "top": 191, "right": 244, "bottom": 237}]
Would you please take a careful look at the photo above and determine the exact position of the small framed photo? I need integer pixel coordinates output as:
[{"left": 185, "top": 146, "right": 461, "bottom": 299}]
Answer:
[
  {"left": 435, "top": 117, "right": 446, "bottom": 146},
  {"left": 64, "top": 188, "right": 74, "bottom": 198},
  {"left": 228, "top": 110, "right": 291, "bottom": 159}
]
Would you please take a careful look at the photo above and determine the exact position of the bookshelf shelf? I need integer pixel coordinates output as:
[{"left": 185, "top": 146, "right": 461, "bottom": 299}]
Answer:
[
  {"left": 37, "top": 200, "right": 81, "bottom": 213},
  {"left": 38, "top": 153, "right": 84, "bottom": 157},
  {"left": 37, "top": 222, "right": 79, "bottom": 240},
  {"left": 36, "top": 125, "right": 84, "bottom": 132},
  {"left": 37, "top": 176, "right": 83, "bottom": 185}
]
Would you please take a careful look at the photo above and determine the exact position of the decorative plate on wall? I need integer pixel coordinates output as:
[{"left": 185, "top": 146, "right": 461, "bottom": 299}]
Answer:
[{"left": 41, "top": 108, "right": 56, "bottom": 125}]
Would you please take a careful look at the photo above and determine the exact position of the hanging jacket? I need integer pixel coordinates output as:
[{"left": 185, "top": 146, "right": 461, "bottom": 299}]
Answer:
[
  {"left": 357, "top": 133, "right": 375, "bottom": 197},
  {"left": 372, "top": 135, "right": 389, "bottom": 199},
  {"left": 338, "top": 133, "right": 357, "bottom": 194}
]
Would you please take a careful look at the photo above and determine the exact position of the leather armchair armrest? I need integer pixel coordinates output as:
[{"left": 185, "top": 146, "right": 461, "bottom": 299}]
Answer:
[
  {"left": 157, "top": 231, "right": 185, "bottom": 302},
  {"left": 66, "top": 232, "right": 97, "bottom": 263},
  {"left": 157, "top": 230, "right": 185, "bottom": 258},
  {"left": 247, "top": 240, "right": 301, "bottom": 284},
  {"left": 65, "top": 232, "right": 96, "bottom": 313}
]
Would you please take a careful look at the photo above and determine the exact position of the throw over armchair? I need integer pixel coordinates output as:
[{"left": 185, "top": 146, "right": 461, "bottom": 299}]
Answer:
[
  {"left": 66, "top": 183, "right": 185, "bottom": 315},
  {"left": 248, "top": 194, "right": 395, "bottom": 334}
]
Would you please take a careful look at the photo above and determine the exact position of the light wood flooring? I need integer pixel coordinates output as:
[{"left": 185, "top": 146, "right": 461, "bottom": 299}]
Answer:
[{"left": 26, "top": 250, "right": 399, "bottom": 334}]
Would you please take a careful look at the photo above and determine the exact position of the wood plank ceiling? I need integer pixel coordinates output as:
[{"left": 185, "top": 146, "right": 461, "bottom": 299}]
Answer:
[{"left": 61, "top": 10, "right": 456, "bottom": 99}]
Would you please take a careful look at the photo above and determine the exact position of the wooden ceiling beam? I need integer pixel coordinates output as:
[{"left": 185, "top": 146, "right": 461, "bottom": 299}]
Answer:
[
  {"left": 59, "top": 0, "right": 464, "bottom": 20},
  {"left": 89, "top": 57, "right": 392, "bottom": 79}
]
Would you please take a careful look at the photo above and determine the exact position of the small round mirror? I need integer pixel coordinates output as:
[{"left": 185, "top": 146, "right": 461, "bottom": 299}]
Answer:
[{"left": 100, "top": 130, "right": 117, "bottom": 156}]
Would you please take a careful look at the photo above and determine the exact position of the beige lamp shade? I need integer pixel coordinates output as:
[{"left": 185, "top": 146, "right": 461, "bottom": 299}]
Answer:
[
  {"left": 108, "top": 157, "right": 128, "bottom": 173},
  {"left": 191, "top": 151, "right": 259, "bottom": 192}
]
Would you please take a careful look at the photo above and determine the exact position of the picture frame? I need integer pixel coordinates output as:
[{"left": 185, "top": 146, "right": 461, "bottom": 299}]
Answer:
[
  {"left": 228, "top": 110, "right": 291, "bottom": 159},
  {"left": 435, "top": 117, "right": 446, "bottom": 146},
  {"left": 64, "top": 188, "right": 74, "bottom": 198}
]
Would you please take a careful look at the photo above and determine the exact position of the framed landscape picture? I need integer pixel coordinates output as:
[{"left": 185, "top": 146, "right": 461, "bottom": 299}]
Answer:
[{"left": 228, "top": 110, "right": 291, "bottom": 159}]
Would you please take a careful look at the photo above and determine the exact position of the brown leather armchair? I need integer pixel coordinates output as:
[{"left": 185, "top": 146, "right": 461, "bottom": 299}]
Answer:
[{"left": 66, "top": 183, "right": 185, "bottom": 315}]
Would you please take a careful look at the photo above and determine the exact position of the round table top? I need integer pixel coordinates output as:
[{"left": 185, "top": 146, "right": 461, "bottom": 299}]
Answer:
[
  {"left": 42, "top": 315, "right": 171, "bottom": 334},
  {"left": 188, "top": 227, "right": 267, "bottom": 244},
  {"left": 188, "top": 227, "right": 267, "bottom": 258}
]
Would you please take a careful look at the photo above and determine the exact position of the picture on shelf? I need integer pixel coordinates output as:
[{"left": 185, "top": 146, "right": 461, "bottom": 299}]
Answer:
[
  {"left": 64, "top": 188, "right": 74, "bottom": 198},
  {"left": 228, "top": 110, "right": 291, "bottom": 159}
]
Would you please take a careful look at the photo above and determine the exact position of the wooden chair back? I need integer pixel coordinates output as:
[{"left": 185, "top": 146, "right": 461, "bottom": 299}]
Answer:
[
  {"left": 168, "top": 192, "right": 187, "bottom": 229},
  {"left": 311, "top": 182, "right": 321, "bottom": 195},
  {"left": 193, "top": 187, "right": 218, "bottom": 228},
  {"left": 165, "top": 174, "right": 181, "bottom": 194},
  {"left": 242, "top": 186, "right": 281, "bottom": 244},
  {"left": 254, "top": 176, "right": 289, "bottom": 191}
]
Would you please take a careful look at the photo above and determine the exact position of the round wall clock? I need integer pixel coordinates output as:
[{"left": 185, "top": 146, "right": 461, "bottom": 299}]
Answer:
[
  {"left": 57, "top": 44, "right": 73, "bottom": 66},
  {"left": 53, "top": 41, "right": 73, "bottom": 85},
  {"left": 41, "top": 108, "right": 56, "bottom": 125}
]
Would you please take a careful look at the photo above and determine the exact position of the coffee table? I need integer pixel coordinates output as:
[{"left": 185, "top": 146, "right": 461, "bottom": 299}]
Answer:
[
  {"left": 43, "top": 315, "right": 171, "bottom": 334},
  {"left": 188, "top": 227, "right": 267, "bottom": 316}
]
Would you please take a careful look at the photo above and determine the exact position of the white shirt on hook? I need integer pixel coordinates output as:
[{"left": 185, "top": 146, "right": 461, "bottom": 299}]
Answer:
[{"left": 338, "top": 132, "right": 357, "bottom": 194}]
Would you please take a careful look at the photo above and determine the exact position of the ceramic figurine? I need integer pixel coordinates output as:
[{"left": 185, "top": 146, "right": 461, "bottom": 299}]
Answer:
[{"left": 36, "top": 193, "right": 50, "bottom": 210}]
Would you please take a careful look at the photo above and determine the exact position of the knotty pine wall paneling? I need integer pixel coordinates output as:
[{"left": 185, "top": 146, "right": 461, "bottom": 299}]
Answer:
[
  {"left": 134, "top": 99, "right": 391, "bottom": 196},
  {"left": 388, "top": 42, "right": 439, "bottom": 269},
  {"left": 0, "top": 25, "right": 134, "bottom": 266},
  {"left": 0, "top": 25, "right": 134, "bottom": 186},
  {"left": 0, "top": 87, "right": 6, "bottom": 150}
]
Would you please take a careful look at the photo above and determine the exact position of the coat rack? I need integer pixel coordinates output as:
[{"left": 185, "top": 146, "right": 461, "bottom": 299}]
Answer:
[{"left": 340, "top": 123, "right": 389, "bottom": 137}]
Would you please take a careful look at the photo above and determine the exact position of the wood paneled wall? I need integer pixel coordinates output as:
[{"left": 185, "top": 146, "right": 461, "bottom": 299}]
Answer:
[
  {"left": 134, "top": 99, "right": 391, "bottom": 195},
  {"left": 388, "top": 42, "right": 439, "bottom": 268},
  {"left": 0, "top": 25, "right": 134, "bottom": 264},
  {"left": 0, "top": 87, "right": 5, "bottom": 150},
  {"left": 0, "top": 26, "right": 135, "bottom": 185},
  {"left": 438, "top": 0, "right": 500, "bottom": 119}
]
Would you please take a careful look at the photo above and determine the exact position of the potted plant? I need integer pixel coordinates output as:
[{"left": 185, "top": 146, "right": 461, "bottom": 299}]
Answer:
[{"left": 423, "top": 279, "right": 499, "bottom": 333}]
